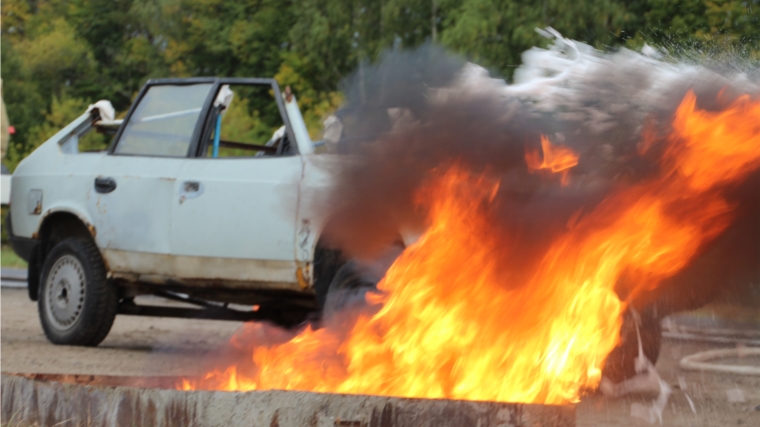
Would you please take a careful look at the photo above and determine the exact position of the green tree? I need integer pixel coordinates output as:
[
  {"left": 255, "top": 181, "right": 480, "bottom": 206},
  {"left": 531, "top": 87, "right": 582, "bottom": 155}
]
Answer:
[
  {"left": 623, "top": 0, "right": 759, "bottom": 47},
  {"left": 1, "top": 0, "right": 758, "bottom": 171},
  {"left": 442, "top": 0, "right": 628, "bottom": 77}
]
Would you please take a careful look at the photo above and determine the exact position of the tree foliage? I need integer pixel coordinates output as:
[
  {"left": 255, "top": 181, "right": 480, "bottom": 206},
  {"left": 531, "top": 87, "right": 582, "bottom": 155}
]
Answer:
[{"left": 2, "top": 0, "right": 758, "bottom": 170}]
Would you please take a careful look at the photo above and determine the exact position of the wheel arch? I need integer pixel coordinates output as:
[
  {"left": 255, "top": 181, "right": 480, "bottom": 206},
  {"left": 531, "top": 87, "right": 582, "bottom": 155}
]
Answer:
[
  {"left": 309, "top": 218, "right": 413, "bottom": 262},
  {"left": 30, "top": 210, "right": 99, "bottom": 300},
  {"left": 38, "top": 209, "right": 97, "bottom": 252}
]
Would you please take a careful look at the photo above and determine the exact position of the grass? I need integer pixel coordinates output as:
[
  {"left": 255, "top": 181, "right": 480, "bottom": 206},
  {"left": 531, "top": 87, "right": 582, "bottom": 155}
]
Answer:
[{"left": 1, "top": 244, "right": 27, "bottom": 268}]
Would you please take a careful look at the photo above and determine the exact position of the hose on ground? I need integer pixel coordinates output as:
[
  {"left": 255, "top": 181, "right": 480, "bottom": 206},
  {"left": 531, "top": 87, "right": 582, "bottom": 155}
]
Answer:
[
  {"left": 662, "top": 321, "right": 760, "bottom": 374},
  {"left": 662, "top": 322, "right": 760, "bottom": 346},
  {"left": 679, "top": 347, "right": 760, "bottom": 375},
  {"left": 663, "top": 330, "right": 760, "bottom": 346}
]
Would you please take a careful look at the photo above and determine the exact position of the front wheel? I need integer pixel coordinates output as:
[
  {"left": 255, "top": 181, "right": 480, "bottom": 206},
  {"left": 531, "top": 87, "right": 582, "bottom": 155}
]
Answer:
[
  {"left": 38, "top": 237, "right": 118, "bottom": 346},
  {"left": 322, "top": 261, "right": 377, "bottom": 318},
  {"left": 601, "top": 307, "right": 662, "bottom": 384}
]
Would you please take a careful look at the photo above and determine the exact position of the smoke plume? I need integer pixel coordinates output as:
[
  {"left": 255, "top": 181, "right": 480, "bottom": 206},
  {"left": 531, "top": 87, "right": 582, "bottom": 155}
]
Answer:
[{"left": 314, "top": 30, "right": 760, "bottom": 310}]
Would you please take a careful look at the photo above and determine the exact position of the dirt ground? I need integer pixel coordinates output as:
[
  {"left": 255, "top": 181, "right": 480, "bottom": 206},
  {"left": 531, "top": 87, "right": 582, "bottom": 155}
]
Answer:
[{"left": 2, "top": 287, "right": 759, "bottom": 427}]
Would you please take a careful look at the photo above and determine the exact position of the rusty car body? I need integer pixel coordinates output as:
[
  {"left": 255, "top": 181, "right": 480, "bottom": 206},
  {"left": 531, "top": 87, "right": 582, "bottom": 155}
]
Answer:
[{"left": 7, "top": 78, "right": 394, "bottom": 345}]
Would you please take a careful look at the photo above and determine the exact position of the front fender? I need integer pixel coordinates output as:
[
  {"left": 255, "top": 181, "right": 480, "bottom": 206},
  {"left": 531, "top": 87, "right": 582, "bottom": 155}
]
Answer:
[{"left": 38, "top": 205, "right": 98, "bottom": 241}]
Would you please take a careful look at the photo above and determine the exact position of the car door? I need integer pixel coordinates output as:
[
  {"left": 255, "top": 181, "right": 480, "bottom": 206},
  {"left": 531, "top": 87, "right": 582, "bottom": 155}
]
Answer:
[
  {"left": 91, "top": 81, "right": 216, "bottom": 276},
  {"left": 169, "top": 80, "right": 303, "bottom": 288}
]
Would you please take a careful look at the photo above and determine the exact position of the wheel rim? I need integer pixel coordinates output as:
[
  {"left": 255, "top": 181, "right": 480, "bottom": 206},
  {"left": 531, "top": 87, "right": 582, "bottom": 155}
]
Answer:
[{"left": 44, "top": 254, "right": 86, "bottom": 331}]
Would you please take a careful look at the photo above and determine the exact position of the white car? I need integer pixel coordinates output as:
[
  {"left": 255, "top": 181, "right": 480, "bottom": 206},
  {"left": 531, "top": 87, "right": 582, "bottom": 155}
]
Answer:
[{"left": 8, "top": 78, "right": 398, "bottom": 346}]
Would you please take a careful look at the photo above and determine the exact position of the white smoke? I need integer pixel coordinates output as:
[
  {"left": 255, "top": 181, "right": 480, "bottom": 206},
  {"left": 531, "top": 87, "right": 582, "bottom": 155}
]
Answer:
[{"left": 439, "top": 27, "right": 759, "bottom": 136}]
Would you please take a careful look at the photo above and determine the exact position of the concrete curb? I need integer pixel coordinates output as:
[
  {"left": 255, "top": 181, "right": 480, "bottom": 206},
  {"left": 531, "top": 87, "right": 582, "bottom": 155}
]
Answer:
[{"left": 1, "top": 374, "right": 575, "bottom": 427}]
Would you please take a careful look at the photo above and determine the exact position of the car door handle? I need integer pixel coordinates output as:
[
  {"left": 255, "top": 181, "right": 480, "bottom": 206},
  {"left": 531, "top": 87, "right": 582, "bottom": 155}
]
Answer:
[{"left": 94, "top": 177, "right": 117, "bottom": 194}]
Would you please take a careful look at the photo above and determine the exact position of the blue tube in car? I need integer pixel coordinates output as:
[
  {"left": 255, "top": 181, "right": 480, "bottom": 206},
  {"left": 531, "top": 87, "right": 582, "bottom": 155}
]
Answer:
[{"left": 212, "top": 114, "right": 222, "bottom": 158}]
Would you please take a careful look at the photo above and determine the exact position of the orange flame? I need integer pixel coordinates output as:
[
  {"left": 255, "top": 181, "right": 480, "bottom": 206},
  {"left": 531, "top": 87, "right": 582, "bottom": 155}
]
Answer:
[
  {"left": 182, "top": 91, "right": 760, "bottom": 404},
  {"left": 526, "top": 136, "right": 580, "bottom": 185}
]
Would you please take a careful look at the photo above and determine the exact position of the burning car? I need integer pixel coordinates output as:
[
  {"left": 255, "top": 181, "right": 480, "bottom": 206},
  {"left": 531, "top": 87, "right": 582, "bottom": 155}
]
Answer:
[
  {"left": 8, "top": 36, "right": 760, "bottom": 405},
  {"left": 7, "top": 78, "right": 392, "bottom": 347},
  {"left": 176, "top": 40, "right": 760, "bottom": 403}
]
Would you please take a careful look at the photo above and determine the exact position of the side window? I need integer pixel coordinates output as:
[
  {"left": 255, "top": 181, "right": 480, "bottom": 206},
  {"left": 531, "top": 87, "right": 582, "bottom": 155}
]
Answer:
[
  {"left": 79, "top": 129, "right": 114, "bottom": 152},
  {"left": 203, "top": 84, "right": 289, "bottom": 157},
  {"left": 115, "top": 84, "right": 212, "bottom": 156}
]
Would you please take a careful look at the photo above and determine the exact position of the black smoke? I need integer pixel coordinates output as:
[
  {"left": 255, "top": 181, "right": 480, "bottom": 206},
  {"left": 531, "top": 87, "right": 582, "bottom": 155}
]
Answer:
[{"left": 312, "top": 41, "right": 760, "bottom": 310}]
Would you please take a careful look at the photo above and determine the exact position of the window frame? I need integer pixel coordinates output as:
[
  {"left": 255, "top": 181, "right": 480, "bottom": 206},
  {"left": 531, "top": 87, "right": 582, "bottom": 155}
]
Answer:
[
  {"left": 193, "top": 79, "right": 298, "bottom": 159},
  {"left": 107, "top": 78, "right": 297, "bottom": 159}
]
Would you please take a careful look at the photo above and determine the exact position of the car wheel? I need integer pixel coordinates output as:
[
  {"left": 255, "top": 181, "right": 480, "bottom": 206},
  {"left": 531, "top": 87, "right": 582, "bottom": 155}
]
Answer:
[
  {"left": 601, "top": 307, "right": 662, "bottom": 384},
  {"left": 38, "top": 237, "right": 118, "bottom": 346},
  {"left": 323, "top": 260, "right": 377, "bottom": 318},
  {"left": 312, "top": 246, "right": 343, "bottom": 310}
]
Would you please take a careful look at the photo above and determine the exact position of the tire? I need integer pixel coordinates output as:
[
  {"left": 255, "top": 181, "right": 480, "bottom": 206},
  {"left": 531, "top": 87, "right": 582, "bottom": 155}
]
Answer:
[
  {"left": 38, "top": 237, "right": 118, "bottom": 346},
  {"left": 312, "top": 247, "right": 343, "bottom": 310},
  {"left": 322, "top": 261, "right": 377, "bottom": 318},
  {"left": 601, "top": 307, "right": 662, "bottom": 384}
]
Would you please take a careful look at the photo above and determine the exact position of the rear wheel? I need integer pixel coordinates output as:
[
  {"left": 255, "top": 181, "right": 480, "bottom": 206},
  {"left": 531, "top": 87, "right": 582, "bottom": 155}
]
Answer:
[{"left": 38, "top": 237, "right": 118, "bottom": 346}]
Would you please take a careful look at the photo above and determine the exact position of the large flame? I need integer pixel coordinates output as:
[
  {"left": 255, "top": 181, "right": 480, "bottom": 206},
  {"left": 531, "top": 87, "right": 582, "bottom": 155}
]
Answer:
[{"left": 182, "top": 91, "right": 760, "bottom": 404}]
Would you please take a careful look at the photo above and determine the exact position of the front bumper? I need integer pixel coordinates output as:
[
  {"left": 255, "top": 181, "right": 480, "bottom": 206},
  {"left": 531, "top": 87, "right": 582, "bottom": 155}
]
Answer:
[{"left": 6, "top": 213, "right": 38, "bottom": 263}]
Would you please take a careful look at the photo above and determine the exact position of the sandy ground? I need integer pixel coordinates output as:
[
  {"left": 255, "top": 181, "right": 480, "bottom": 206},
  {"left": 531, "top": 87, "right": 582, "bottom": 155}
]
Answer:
[{"left": 2, "top": 287, "right": 759, "bottom": 426}]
